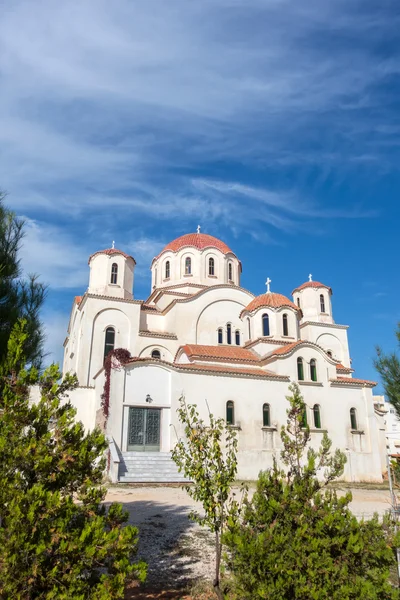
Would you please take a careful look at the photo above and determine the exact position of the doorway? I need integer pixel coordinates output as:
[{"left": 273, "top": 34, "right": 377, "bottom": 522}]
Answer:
[{"left": 127, "top": 407, "right": 161, "bottom": 452}]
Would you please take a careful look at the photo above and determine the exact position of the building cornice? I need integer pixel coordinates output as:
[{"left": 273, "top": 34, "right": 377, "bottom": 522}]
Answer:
[
  {"left": 138, "top": 330, "right": 178, "bottom": 340},
  {"left": 300, "top": 321, "right": 349, "bottom": 330}
]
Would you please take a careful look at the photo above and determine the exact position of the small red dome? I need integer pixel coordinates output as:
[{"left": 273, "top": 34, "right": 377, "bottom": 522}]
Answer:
[
  {"left": 242, "top": 292, "right": 299, "bottom": 314},
  {"left": 292, "top": 281, "right": 332, "bottom": 295},
  {"left": 88, "top": 248, "right": 135, "bottom": 265},
  {"left": 155, "top": 233, "right": 236, "bottom": 259}
]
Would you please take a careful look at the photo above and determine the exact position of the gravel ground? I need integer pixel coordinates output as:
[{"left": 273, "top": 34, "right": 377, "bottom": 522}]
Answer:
[{"left": 106, "top": 485, "right": 393, "bottom": 589}]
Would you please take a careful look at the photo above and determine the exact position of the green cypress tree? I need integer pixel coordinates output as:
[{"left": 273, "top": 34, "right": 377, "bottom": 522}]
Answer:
[
  {"left": 0, "top": 321, "right": 146, "bottom": 599},
  {"left": 0, "top": 192, "right": 46, "bottom": 368},
  {"left": 224, "top": 384, "right": 399, "bottom": 600}
]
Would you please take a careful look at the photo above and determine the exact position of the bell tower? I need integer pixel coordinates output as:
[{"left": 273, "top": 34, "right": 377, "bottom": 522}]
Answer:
[{"left": 88, "top": 245, "right": 136, "bottom": 299}]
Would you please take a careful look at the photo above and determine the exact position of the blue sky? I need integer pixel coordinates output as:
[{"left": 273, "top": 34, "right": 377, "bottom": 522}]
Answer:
[{"left": 0, "top": 0, "right": 399, "bottom": 387}]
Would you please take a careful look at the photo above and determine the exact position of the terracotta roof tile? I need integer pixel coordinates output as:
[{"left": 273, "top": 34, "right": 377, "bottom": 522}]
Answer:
[
  {"left": 155, "top": 233, "right": 236, "bottom": 259},
  {"left": 330, "top": 377, "right": 377, "bottom": 387},
  {"left": 88, "top": 248, "right": 135, "bottom": 264},
  {"left": 336, "top": 363, "right": 353, "bottom": 372},
  {"left": 74, "top": 296, "right": 82, "bottom": 305},
  {"left": 180, "top": 344, "right": 259, "bottom": 363},
  {"left": 265, "top": 341, "right": 303, "bottom": 358},
  {"left": 242, "top": 293, "right": 299, "bottom": 315},
  {"left": 292, "top": 281, "right": 332, "bottom": 294},
  {"left": 176, "top": 362, "right": 288, "bottom": 380}
]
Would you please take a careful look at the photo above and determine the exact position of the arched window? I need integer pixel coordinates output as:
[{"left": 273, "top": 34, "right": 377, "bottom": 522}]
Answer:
[
  {"left": 185, "top": 257, "right": 191, "bottom": 275},
  {"left": 209, "top": 257, "right": 215, "bottom": 276},
  {"left": 301, "top": 408, "right": 308, "bottom": 428},
  {"left": 104, "top": 327, "right": 115, "bottom": 362},
  {"left": 350, "top": 408, "right": 358, "bottom": 430},
  {"left": 282, "top": 313, "right": 289, "bottom": 336},
  {"left": 227, "top": 323, "right": 232, "bottom": 345},
  {"left": 247, "top": 318, "right": 251, "bottom": 340},
  {"left": 320, "top": 294, "right": 326, "bottom": 313},
  {"left": 151, "top": 349, "right": 161, "bottom": 359},
  {"left": 263, "top": 403, "right": 270, "bottom": 427},
  {"left": 218, "top": 328, "right": 223, "bottom": 344},
  {"left": 228, "top": 262, "right": 233, "bottom": 281},
  {"left": 235, "top": 330, "right": 240, "bottom": 346},
  {"left": 297, "top": 297, "right": 301, "bottom": 308},
  {"left": 154, "top": 268, "right": 158, "bottom": 286},
  {"left": 165, "top": 260, "right": 170, "bottom": 279},
  {"left": 310, "top": 359, "right": 317, "bottom": 382},
  {"left": 297, "top": 357, "right": 304, "bottom": 381},
  {"left": 110, "top": 263, "right": 118, "bottom": 284},
  {"left": 313, "top": 404, "right": 321, "bottom": 429},
  {"left": 226, "top": 401, "right": 234, "bottom": 425},
  {"left": 262, "top": 313, "right": 270, "bottom": 336}
]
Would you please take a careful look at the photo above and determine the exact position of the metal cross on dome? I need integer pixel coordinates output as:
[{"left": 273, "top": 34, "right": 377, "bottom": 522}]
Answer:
[
  {"left": 265, "top": 277, "right": 272, "bottom": 293},
  {"left": 196, "top": 225, "right": 201, "bottom": 234},
  {"left": 308, "top": 273, "right": 313, "bottom": 282}
]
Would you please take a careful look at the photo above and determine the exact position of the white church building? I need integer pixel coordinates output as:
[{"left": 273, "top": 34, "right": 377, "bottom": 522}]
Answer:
[{"left": 62, "top": 231, "right": 383, "bottom": 483}]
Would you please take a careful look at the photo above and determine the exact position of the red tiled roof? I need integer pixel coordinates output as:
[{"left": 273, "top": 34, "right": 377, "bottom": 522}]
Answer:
[
  {"left": 336, "top": 363, "right": 353, "bottom": 372},
  {"left": 242, "top": 293, "right": 299, "bottom": 315},
  {"left": 331, "top": 377, "right": 377, "bottom": 387},
  {"left": 265, "top": 341, "right": 303, "bottom": 358},
  {"left": 179, "top": 344, "right": 259, "bottom": 363},
  {"left": 176, "top": 362, "right": 288, "bottom": 380},
  {"left": 75, "top": 296, "right": 82, "bottom": 305},
  {"left": 88, "top": 248, "right": 135, "bottom": 264},
  {"left": 292, "top": 281, "right": 332, "bottom": 294},
  {"left": 155, "top": 233, "right": 235, "bottom": 259}
]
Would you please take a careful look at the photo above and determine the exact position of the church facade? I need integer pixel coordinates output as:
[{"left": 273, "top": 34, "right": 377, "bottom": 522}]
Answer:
[{"left": 62, "top": 232, "right": 383, "bottom": 482}]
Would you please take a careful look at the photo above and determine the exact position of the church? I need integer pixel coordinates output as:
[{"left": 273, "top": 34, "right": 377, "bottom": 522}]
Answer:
[{"left": 62, "top": 230, "right": 384, "bottom": 483}]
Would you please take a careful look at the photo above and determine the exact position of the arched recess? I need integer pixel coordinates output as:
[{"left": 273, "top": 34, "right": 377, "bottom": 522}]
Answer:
[
  {"left": 87, "top": 308, "right": 131, "bottom": 385},
  {"left": 195, "top": 298, "right": 247, "bottom": 345},
  {"left": 138, "top": 344, "right": 174, "bottom": 362},
  {"left": 316, "top": 333, "right": 343, "bottom": 361}
]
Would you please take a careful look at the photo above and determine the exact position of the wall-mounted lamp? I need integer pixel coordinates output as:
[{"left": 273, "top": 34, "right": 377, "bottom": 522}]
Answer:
[{"left": 145, "top": 394, "right": 153, "bottom": 404}]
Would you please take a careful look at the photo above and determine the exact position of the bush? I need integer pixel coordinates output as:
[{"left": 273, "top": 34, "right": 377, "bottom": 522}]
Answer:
[
  {"left": 224, "top": 383, "right": 399, "bottom": 600},
  {"left": 0, "top": 321, "right": 146, "bottom": 599}
]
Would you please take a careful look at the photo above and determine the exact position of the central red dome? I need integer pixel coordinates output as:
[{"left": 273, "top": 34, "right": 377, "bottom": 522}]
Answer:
[{"left": 156, "top": 233, "right": 235, "bottom": 258}]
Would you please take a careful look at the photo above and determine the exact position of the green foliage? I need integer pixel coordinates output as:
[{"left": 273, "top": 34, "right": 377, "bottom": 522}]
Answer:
[
  {"left": 0, "top": 193, "right": 47, "bottom": 369},
  {"left": 0, "top": 321, "right": 146, "bottom": 599},
  {"left": 171, "top": 397, "right": 239, "bottom": 597},
  {"left": 375, "top": 324, "right": 400, "bottom": 418},
  {"left": 224, "top": 383, "right": 399, "bottom": 600}
]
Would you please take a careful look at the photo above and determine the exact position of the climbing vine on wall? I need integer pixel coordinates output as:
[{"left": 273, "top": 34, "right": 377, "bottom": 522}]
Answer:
[{"left": 101, "top": 348, "right": 131, "bottom": 422}]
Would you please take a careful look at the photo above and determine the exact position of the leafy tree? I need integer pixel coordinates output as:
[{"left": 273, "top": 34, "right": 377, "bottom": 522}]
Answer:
[
  {"left": 171, "top": 397, "right": 239, "bottom": 600},
  {"left": 0, "top": 321, "right": 146, "bottom": 599},
  {"left": 375, "top": 324, "right": 400, "bottom": 417},
  {"left": 0, "top": 192, "right": 46, "bottom": 368},
  {"left": 224, "top": 383, "right": 399, "bottom": 600}
]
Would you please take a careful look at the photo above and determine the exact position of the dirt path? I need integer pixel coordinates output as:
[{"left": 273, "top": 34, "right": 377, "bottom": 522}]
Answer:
[{"left": 105, "top": 485, "right": 392, "bottom": 594}]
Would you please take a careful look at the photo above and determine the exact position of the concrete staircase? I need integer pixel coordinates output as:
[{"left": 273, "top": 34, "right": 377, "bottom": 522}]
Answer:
[{"left": 118, "top": 451, "right": 190, "bottom": 483}]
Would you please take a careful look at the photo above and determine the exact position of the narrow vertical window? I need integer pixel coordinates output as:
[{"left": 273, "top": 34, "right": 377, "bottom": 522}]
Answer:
[
  {"left": 262, "top": 313, "right": 270, "bottom": 336},
  {"left": 313, "top": 404, "right": 321, "bottom": 429},
  {"left": 297, "top": 357, "right": 304, "bottom": 381},
  {"left": 263, "top": 403, "right": 270, "bottom": 427},
  {"left": 226, "top": 401, "right": 234, "bottom": 425},
  {"left": 247, "top": 318, "right": 251, "bottom": 340},
  {"left": 235, "top": 330, "right": 240, "bottom": 346},
  {"left": 282, "top": 313, "right": 289, "bottom": 336},
  {"left": 297, "top": 297, "right": 301, "bottom": 308},
  {"left": 310, "top": 359, "right": 317, "bottom": 382},
  {"left": 301, "top": 408, "right": 308, "bottom": 428},
  {"left": 104, "top": 327, "right": 115, "bottom": 362},
  {"left": 165, "top": 260, "right": 170, "bottom": 279},
  {"left": 209, "top": 257, "right": 215, "bottom": 276},
  {"left": 185, "top": 257, "right": 191, "bottom": 275},
  {"left": 227, "top": 323, "right": 232, "bottom": 345},
  {"left": 350, "top": 408, "right": 358, "bottom": 430},
  {"left": 110, "top": 263, "right": 118, "bottom": 284},
  {"left": 218, "top": 328, "right": 223, "bottom": 344},
  {"left": 228, "top": 262, "right": 233, "bottom": 281},
  {"left": 320, "top": 294, "right": 326, "bottom": 313}
]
